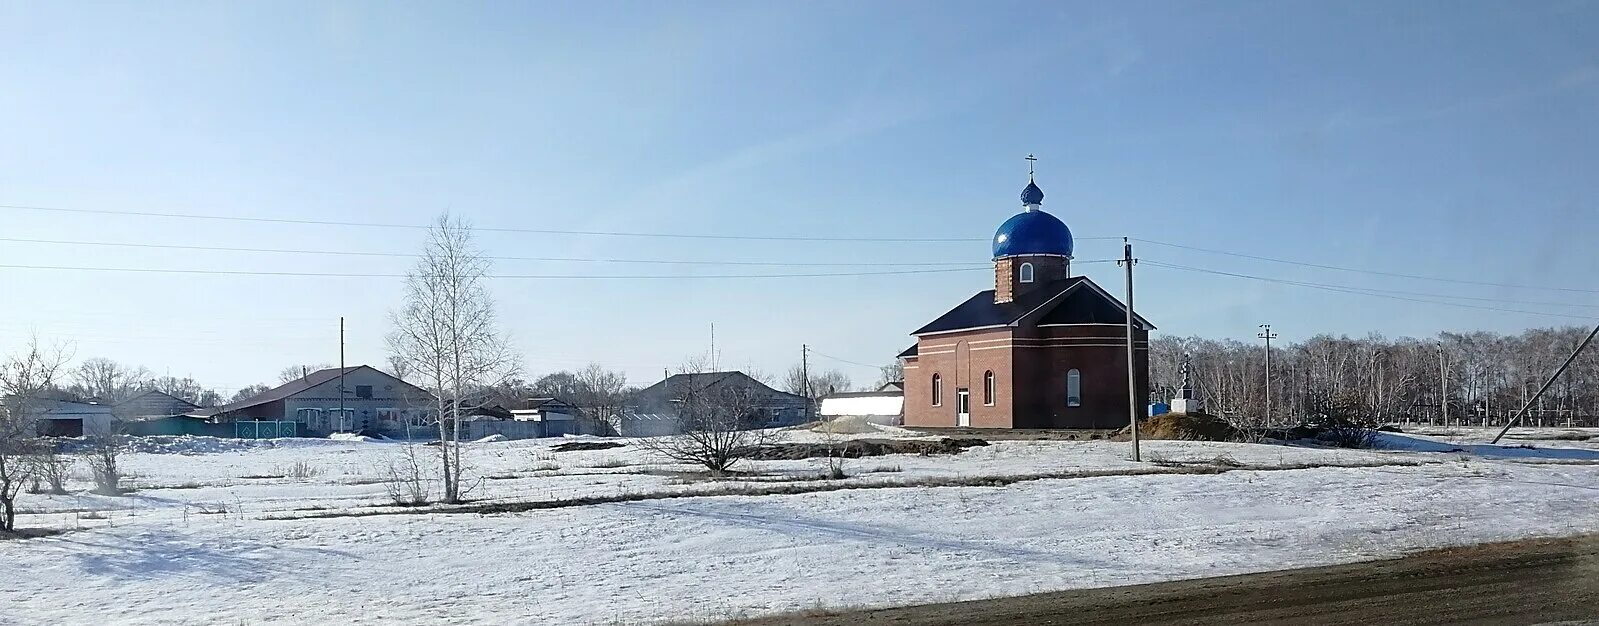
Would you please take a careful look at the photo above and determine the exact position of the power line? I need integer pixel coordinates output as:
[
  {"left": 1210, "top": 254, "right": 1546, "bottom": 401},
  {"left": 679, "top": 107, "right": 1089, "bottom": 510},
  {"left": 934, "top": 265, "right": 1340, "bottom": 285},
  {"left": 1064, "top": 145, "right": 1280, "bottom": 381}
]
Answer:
[
  {"left": 1135, "top": 237, "right": 1599, "bottom": 295},
  {"left": 805, "top": 349, "right": 883, "bottom": 370},
  {"left": 0, "top": 263, "right": 993, "bottom": 279},
  {"left": 0, "top": 236, "right": 989, "bottom": 268},
  {"left": 0, "top": 203, "right": 1121, "bottom": 244},
  {"left": 1144, "top": 260, "right": 1598, "bottom": 321},
  {"left": 1143, "top": 261, "right": 1599, "bottom": 310}
]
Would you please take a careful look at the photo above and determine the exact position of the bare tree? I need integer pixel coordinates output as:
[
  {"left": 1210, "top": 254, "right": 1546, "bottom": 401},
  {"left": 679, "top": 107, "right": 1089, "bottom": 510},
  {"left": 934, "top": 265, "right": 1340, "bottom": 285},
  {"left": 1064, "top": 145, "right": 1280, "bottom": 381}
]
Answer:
[
  {"left": 638, "top": 365, "right": 774, "bottom": 476},
  {"left": 278, "top": 364, "right": 335, "bottom": 385},
  {"left": 229, "top": 383, "right": 273, "bottom": 403},
  {"left": 388, "top": 213, "right": 519, "bottom": 504},
  {"left": 876, "top": 360, "right": 904, "bottom": 388},
  {"left": 384, "top": 354, "right": 413, "bottom": 383},
  {"left": 69, "top": 358, "right": 151, "bottom": 403},
  {"left": 0, "top": 336, "right": 72, "bottom": 532},
  {"left": 143, "top": 376, "right": 222, "bottom": 407},
  {"left": 573, "top": 363, "right": 629, "bottom": 431},
  {"left": 782, "top": 365, "right": 852, "bottom": 401}
]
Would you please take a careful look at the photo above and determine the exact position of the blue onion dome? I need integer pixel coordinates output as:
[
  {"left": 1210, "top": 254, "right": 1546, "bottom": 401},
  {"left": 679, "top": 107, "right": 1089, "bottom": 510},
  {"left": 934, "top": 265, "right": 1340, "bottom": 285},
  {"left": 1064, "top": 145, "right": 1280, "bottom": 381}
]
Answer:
[
  {"left": 993, "top": 210, "right": 1074, "bottom": 258},
  {"left": 1021, "top": 179, "right": 1045, "bottom": 205}
]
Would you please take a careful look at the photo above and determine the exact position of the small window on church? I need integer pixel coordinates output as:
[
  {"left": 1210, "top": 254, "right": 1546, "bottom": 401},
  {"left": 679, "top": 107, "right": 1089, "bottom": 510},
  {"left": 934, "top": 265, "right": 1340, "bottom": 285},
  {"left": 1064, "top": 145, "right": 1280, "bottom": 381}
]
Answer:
[
  {"left": 1066, "top": 369, "right": 1081, "bottom": 407},
  {"left": 1019, "top": 262, "right": 1035, "bottom": 283},
  {"left": 931, "top": 374, "right": 942, "bottom": 406},
  {"left": 983, "top": 371, "right": 995, "bottom": 406}
]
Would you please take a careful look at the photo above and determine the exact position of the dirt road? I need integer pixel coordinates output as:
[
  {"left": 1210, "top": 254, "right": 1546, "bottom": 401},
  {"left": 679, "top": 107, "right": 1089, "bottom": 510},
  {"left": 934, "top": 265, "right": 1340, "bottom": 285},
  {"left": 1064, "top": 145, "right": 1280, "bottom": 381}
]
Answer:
[{"left": 734, "top": 535, "right": 1599, "bottom": 625}]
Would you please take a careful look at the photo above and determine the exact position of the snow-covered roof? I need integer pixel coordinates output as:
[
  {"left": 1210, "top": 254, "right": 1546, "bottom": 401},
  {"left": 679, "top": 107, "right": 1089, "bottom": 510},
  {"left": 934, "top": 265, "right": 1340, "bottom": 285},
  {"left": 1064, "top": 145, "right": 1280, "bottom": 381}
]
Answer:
[{"left": 819, "top": 394, "right": 903, "bottom": 417}]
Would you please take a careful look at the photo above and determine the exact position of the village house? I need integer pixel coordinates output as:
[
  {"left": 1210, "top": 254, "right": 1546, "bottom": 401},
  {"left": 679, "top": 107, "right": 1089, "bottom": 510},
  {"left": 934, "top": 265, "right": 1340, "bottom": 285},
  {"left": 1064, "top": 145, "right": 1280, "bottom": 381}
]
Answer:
[
  {"left": 509, "top": 397, "right": 584, "bottom": 436},
  {"left": 195, "top": 365, "right": 435, "bottom": 437},
  {"left": 901, "top": 170, "right": 1153, "bottom": 429},
  {"left": 112, "top": 389, "right": 201, "bottom": 421}
]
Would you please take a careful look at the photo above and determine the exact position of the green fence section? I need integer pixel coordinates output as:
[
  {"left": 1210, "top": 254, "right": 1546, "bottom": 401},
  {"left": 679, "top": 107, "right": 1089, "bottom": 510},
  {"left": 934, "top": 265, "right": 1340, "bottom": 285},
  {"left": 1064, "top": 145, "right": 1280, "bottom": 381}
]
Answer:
[{"left": 235, "top": 421, "right": 298, "bottom": 439}]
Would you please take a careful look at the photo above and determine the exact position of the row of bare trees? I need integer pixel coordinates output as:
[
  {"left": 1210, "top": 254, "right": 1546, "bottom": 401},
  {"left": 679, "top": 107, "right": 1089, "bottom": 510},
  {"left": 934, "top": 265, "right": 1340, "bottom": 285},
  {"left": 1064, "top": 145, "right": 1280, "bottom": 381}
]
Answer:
[{"left": 1149, "top": 326, "right": 1599, "bottom": 430}]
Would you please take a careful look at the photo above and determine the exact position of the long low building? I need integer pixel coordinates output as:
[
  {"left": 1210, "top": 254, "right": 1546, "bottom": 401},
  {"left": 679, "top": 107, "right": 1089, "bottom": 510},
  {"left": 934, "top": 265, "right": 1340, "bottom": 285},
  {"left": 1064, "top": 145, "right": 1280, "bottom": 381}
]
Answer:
[
  {"left": 194, "top": 365, "right": 436, "bottom": 437},
  {"left": 818, "top": 390, "right": 904, "bottom": 426}
]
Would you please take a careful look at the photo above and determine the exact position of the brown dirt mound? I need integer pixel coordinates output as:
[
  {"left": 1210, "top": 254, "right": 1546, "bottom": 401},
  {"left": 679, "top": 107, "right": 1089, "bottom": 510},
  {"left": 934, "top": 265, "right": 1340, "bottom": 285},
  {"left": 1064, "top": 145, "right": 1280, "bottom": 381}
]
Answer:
[
  {"left": 737, "top": 437, "right": 989, "bottom": 460},
  {"left": 1117, "top": 412, "right": 1240, "bottom": 441}
]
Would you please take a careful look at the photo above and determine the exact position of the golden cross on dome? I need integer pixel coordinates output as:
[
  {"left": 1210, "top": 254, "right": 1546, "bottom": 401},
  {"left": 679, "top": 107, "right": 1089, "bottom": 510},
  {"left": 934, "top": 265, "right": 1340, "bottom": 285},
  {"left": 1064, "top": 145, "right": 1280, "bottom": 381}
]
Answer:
[{"left": 1025, "top": 154, "right": 1037, "bottom": 177}]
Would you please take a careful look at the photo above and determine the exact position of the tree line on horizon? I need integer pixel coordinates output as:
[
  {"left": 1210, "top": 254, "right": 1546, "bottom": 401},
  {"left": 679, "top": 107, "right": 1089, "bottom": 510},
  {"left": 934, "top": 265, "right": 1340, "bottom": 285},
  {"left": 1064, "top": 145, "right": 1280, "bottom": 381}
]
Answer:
[{"left": 1149, "top": 326, "right": 1599, "bottom": 426}]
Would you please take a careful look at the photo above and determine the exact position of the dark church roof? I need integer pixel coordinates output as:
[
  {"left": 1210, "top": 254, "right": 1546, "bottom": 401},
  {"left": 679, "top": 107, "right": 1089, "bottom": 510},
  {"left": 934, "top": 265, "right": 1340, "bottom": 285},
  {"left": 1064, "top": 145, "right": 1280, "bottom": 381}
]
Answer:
[{"left": 911, "top": 277, "right": 1154, "bottom": 336}]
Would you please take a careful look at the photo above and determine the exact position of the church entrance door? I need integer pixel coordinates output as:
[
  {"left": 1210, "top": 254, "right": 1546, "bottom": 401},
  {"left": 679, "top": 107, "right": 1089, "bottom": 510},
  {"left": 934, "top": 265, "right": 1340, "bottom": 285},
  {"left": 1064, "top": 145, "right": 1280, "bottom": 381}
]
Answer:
[{"left": 956, "top": 389, "right": 971, "bottom": 427}]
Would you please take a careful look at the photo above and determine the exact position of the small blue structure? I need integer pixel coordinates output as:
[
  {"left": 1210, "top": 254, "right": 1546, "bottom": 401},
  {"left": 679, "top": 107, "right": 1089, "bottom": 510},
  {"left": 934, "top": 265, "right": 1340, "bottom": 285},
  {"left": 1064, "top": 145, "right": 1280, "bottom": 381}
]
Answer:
[{"left": 1148, "top": 402, "right": 1171, "bottom": 417}]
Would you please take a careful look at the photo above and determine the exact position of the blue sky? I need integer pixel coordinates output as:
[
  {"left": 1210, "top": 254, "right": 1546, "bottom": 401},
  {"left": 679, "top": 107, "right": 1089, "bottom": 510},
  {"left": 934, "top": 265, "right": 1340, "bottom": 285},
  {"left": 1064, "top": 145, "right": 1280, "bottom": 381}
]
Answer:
[{"left": 2, "top": 1, "right": 1597, "bottom": 394}]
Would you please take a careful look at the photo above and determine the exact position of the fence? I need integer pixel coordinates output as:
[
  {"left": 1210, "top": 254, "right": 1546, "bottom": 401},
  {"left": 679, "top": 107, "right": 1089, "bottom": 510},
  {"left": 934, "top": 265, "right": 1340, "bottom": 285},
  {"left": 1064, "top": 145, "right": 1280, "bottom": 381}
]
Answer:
[{"left": 235, "top": 421, "right": 299, "bottom": 439}]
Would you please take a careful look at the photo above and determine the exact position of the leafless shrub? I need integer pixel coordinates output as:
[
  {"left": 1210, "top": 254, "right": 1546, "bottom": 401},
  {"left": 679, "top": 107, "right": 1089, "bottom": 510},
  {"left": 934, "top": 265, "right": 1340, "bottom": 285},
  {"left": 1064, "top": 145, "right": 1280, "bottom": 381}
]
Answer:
[
  {"left": 587, "top": 457, "right": 628, "bottom": 469},
  {"left": 190, "top": 502, "right": 229, "bottom": 515},
  {"left": 1322, "top": 424, "right": 1379, "bottom": 449},
  {"left": 635, "top": 374, "right": 775, "bottom": 477},
  {"left": 29, "top": 443, "right": 72, "bottom": 495},
  {"left": 83, "top": 435, "right": 126, "bottom": 496},
  {"left": 384, "top": 443, "right": 432, "bottom": 506},
  {"left": 275, "top": 460, "right": 322, "bottom": 479}
]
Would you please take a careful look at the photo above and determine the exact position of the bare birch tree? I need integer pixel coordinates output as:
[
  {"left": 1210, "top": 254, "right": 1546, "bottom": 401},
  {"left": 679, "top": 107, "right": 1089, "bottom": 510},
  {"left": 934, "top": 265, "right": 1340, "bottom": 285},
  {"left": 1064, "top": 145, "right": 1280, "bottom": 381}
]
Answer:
[{"left": 388, "top": 213, "right": 518, "bottom": 504}]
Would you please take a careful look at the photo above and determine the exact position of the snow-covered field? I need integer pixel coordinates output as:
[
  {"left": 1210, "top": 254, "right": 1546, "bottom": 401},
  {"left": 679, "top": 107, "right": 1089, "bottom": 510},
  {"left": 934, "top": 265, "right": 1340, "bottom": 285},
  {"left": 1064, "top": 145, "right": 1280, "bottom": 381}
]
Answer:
[{"left": 3, "top": 426, "right": 1598, "bottom": 624}]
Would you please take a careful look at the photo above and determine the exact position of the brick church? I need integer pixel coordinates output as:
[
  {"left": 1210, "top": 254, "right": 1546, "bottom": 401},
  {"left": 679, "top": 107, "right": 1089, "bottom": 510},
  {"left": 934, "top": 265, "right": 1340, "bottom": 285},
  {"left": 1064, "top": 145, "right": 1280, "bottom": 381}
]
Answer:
[{"left": 900, "top": 170, "right": 1152, "bottom": 429}]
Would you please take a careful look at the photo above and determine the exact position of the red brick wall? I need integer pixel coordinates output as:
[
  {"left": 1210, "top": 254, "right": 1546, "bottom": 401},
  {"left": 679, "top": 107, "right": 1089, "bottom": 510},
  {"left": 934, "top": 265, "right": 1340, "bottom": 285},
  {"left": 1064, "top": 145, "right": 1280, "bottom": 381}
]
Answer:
[
  {"left": 1012, "top": 325, "right": 1149, "bottom": 429},
  {"left": 993, "top": 255, "right": 1071, "bottom": 303},
  {"left": 903, "top": 328, "right": 1014, "bottom": 428},
  {"left": 905, "top": 324, "right": 1148, "bottom": 430}
]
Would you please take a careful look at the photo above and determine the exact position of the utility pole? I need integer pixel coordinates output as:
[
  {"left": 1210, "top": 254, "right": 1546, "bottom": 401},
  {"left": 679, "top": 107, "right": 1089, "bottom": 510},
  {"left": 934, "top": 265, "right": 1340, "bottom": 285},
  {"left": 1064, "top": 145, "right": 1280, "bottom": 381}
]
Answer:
[
  {"left": 338, "top": 316, "right": 346, "bottom": 433},
  {"left": 1492, "top": 323, "right": 1599, "bottom": 444},
  {"left": 1118, "top": 238, "right": 1140, "bottom": 462},
  {"left": 1437, "top": 341, "right": 1448, "bottom": 428},
  {"left": 709, "top": 323, "right": 716, "bottom": 371},
  {"left": 1258, "top": 324, "right": 1277, "bottom": 428},
  {"left": 801, "top": 344, "right": 811, "bottom": 418}
]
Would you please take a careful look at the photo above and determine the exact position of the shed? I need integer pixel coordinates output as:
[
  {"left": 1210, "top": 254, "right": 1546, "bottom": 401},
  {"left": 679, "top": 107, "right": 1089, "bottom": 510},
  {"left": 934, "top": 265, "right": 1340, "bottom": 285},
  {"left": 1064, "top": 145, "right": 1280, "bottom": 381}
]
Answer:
[
  {"left": 24, "top": 399, "right": 115, "bottom": 437},
  {"left": 613, "top": 411, "right": 682, "bottom": 437}
]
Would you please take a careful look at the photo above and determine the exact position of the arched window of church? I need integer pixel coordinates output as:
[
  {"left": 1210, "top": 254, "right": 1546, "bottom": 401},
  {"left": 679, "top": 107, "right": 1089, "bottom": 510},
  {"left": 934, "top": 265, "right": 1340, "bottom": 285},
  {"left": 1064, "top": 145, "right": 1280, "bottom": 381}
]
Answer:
[
  {"left": 931, "top": 374, "right": 943, "bottom": 406},
  {"left": 1066, "top": 369, "right": 1081, "bottom": 407},
  {"left": 983, "top": 370, "right": 995, "bottom": 406},
  {"left": 1019, "top": 262, "right": 1035, "bottom": 283}
]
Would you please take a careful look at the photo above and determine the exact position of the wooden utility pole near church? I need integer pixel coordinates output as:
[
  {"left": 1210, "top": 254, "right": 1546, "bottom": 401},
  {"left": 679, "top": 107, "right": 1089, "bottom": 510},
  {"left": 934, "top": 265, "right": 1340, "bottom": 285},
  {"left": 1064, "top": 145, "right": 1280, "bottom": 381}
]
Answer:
[{"left": 1119, "top": 238, "right": 1140, "bottom": 462}]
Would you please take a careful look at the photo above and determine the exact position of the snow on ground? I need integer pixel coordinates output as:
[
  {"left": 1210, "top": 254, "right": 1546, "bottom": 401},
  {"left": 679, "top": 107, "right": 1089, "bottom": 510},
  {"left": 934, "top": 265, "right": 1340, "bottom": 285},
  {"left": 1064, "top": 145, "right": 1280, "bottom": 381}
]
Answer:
[{"left": 3, "top": 427, "right": 1599, "bottom": 624}]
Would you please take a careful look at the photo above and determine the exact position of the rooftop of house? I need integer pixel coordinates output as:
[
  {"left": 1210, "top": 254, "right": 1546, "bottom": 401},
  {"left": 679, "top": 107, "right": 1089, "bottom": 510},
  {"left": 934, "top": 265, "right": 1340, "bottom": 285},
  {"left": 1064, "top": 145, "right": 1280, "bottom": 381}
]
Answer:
[{"left": 195, "top": 365, "right": 430, "bottom": 417}]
